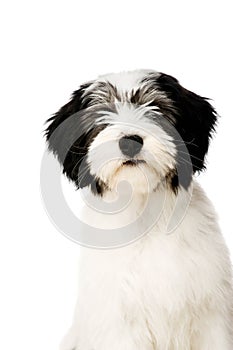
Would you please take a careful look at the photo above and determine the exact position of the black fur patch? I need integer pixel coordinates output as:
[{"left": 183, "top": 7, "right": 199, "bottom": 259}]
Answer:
[
  {"left": 45, "top": 83, "right": 108, "bottom": 193},
  {"left": 156, "top": 73, "right": 217, "bottom": 190},
  {"left": 156, "top": 73, "right": 217, "bottom": 171}
]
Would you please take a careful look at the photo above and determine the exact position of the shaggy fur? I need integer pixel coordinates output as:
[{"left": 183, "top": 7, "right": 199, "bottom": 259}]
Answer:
[{"left": 46, "top": 70, "right": 233, "bottom": 349}]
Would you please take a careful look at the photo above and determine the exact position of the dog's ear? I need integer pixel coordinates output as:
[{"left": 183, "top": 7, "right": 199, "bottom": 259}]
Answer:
[
  {"left": 157, "top": 73, "right": 218, "bottom": 173},
  {"left": 45, "top": 83, "right": 96, "bottom": 189}
]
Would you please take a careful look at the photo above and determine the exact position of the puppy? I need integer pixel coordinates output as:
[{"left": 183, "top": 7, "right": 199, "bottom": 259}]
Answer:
[{"left": 45, "top": 70, "right": 233, "bottom": 349}]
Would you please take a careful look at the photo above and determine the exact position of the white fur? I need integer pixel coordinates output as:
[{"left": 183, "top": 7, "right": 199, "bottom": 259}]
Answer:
[
  {"left": 60, "top": 180, "right": 233, "bottom": 350},
  {"left": 87, "top": 69, "right": 155, "bottom": 96},
  {"left": 59, "top": 71, "right": 233, "bottom": 350}
]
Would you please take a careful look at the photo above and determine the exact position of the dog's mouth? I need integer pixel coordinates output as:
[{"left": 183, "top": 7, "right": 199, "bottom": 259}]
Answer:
[{"left": 122, "top": 159, "right": 146, "bottom": 166}]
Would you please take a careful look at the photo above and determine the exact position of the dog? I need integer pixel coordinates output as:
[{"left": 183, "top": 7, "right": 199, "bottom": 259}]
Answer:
[{"left": 45, "top": 70, "right": 233, "bottom": 349}]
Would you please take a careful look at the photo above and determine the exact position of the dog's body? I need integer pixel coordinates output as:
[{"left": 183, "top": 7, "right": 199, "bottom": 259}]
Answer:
[{"left": 46, "top": 70, "right": 233, "bottom": 349}]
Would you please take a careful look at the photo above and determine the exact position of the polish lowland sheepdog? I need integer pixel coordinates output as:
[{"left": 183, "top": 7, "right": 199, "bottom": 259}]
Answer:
[{"left": 45, "top": 70, "right": 233, "bottom": 349}]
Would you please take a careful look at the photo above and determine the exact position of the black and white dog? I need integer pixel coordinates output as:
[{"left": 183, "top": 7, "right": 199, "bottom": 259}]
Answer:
[{"left": 46, "top": 70, "right": 233, "bottom": 349}]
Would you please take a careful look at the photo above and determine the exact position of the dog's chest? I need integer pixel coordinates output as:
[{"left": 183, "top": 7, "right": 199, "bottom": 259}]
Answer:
[
  {"left": 80, "top": 232, "right": 202, "bottom": 316},
  {"left": 77, "top": 220, "right": 223, "bottom": 349}
]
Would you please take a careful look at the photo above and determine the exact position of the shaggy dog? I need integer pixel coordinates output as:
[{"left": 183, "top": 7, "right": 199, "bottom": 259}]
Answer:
[{"left": 45, "top": 70, "right": 233, "bottom": 349}]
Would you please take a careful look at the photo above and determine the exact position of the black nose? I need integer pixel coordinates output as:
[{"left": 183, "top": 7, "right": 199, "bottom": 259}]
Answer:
[{"left": 119, "top": 135, "right": 143, "bottom": 157}]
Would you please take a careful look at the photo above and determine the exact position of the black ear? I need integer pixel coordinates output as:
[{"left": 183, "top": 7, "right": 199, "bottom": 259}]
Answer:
[
  {"left": 157, "top": 73, "right": 218, "bottom": 174},
  {"left": 45, "top": 83, "right": 97, "bottom": 189}
]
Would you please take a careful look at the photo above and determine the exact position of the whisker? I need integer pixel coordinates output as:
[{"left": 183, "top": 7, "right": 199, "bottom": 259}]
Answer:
[
  {"left": 178, "top": 151, "right": 204, "bottom": 163},
  {"left": 71, "top": 156, "right": 88, "bottom": 177},
  {"left": 71, "top": 144, "right": 88, "bottom": 150},
  {"left": 172, "top": 137, "right": 198, "bottom": 148},
  {"left": 177, "top": 156, "right": 204, "bottom": 172},
  {"left": 69, "top": 150, "right": 87, "bottom": 156}
]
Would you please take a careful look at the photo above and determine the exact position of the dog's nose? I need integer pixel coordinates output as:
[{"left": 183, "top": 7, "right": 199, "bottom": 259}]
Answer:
[{"left": 119, "top": 135, "right": 143, "bottom": 157}]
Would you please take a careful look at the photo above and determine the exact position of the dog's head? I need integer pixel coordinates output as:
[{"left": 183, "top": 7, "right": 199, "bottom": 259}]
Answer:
[{"left": 45, "top": 70, "right": 217, "bottom": 196}]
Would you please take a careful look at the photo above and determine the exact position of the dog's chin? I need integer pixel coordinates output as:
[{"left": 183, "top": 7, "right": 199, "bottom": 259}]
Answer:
[{"left": 101, "top": 160, "right": 159, "bottom": 195}]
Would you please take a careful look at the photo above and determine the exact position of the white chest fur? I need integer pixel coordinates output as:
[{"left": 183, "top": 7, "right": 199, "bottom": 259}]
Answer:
[{"left": 61, "top": 181, "right": 233, "bottom": 350}]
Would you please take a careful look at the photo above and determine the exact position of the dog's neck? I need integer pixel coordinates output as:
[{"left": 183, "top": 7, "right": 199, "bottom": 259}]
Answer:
[{"left": 82, "top": 179, "right": 193, "bottom": 238}]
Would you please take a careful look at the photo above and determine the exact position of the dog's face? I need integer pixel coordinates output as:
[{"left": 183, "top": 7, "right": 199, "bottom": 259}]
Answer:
[{"left": 46, "top": 70, "right": 217, "bottom": 196}]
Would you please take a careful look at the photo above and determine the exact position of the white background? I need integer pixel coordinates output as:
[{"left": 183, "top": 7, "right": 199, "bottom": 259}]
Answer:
[{"left": 0, "top": 1, "right": 232, "bottom": 349}]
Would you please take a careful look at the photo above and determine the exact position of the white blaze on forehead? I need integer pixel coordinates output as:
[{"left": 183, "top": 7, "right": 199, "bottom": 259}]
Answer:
[
  {"left": 98, "top": 69, "right": 158, "bottom": 93},
  {"left": 83, "top": 69, "right": 159, "bottom": 99}
]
